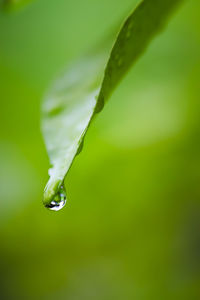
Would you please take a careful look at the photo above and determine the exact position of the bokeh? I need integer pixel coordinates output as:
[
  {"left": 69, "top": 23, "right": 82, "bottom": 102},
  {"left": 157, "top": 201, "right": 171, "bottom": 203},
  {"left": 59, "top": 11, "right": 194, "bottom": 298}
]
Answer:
[{"left": 0, "top": 0, "right": 200, "bottom": 299}]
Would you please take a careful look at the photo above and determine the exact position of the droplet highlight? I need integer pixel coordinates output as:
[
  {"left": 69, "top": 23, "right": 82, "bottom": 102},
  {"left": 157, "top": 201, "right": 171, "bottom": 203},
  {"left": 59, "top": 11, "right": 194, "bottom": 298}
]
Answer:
[{"left": 44, "top": 185, "right": 67, "bottom": 211}]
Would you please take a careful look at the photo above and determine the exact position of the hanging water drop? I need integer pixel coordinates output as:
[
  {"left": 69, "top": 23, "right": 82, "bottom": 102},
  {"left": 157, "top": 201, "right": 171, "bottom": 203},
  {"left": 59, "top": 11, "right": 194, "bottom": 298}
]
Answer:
[{"left": 44, "top": 184, "right": 67, "bottom": 211}]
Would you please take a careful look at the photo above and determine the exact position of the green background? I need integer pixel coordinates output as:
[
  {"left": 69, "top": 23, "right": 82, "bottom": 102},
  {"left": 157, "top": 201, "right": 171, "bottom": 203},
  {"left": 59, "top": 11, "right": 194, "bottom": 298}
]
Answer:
[{"left": 0, "top": 0, "right": 200, "bottom": 299}]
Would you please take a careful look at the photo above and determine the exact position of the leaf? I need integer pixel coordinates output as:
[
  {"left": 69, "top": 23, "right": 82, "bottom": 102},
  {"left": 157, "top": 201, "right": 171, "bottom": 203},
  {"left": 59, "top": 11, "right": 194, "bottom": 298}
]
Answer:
[{"left": 42, "top": 0, "right": 183, "bottom": 209}]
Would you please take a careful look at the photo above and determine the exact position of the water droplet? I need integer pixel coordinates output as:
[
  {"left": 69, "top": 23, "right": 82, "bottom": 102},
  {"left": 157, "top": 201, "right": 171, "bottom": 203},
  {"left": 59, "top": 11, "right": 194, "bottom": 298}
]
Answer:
[
  {"left": 126, "top": 30, "right": 131, "bottom": 39},
  {"left": 126, "top": 21, "right": 133, "bottom": 39},
  {"left": 114, "top": 53, "right": 120, "bottom": 61},
  {"left": 44, "top": 185, "right": 67, "bottom": 211},
  {"left": 117, "top": 58, "right": 123, "bottom": 67},
  {"left": 128, "top": 21, "right": 133, "bottom": 30}
]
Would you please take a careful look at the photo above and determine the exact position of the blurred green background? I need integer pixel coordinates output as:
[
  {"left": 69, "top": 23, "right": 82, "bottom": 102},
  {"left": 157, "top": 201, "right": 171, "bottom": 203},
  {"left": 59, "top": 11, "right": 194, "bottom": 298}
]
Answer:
[{"left": 0, "top": 0, "right": 200, "bottom": 299}]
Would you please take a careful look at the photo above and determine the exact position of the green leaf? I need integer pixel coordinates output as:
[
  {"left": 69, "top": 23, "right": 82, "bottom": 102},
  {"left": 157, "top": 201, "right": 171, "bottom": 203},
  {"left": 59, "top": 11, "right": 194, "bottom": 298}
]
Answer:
[{"left": 42, "top": 0, "right": 183, "bottom": 209}]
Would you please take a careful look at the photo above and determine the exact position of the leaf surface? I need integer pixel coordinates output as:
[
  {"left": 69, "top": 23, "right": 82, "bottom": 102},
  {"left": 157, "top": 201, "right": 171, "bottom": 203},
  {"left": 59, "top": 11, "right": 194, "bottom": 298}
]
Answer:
[{"left": 42, "top": 0, "right": 183, "bottom": 207}]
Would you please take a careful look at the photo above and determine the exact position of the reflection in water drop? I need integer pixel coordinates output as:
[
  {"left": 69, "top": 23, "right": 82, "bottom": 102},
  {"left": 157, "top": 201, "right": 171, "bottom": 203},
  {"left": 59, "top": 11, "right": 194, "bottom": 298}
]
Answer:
[{"left": 44, "top": 185, "right": 67, "bottom": 211}]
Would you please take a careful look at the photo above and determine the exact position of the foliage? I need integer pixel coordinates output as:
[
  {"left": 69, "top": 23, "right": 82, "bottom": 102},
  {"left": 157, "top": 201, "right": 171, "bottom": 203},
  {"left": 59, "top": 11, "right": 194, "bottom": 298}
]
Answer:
[{"left": 42, "top": 0, "right": 183, "bottom": 207}]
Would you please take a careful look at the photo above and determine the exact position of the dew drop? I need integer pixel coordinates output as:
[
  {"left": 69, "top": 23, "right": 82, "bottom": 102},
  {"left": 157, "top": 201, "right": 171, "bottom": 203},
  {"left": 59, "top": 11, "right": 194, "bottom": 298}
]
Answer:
[
  {"left": 126, "top": 21, "right": 133, "bottom": 39},
  {"left": 44, "top": 185, "right": 67, "bottom": 211},
  {"left": 117, "top": 58, "right": 123, "bottom": 67},
  {"left": 126, "top": 30, "right": 131, "bottom": 39},
  {"left": 114, "top": 53, "right": 120, "bottom": 61},
  {"left": 128, "top": 21, "right": 133, "bottom": 30}
]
